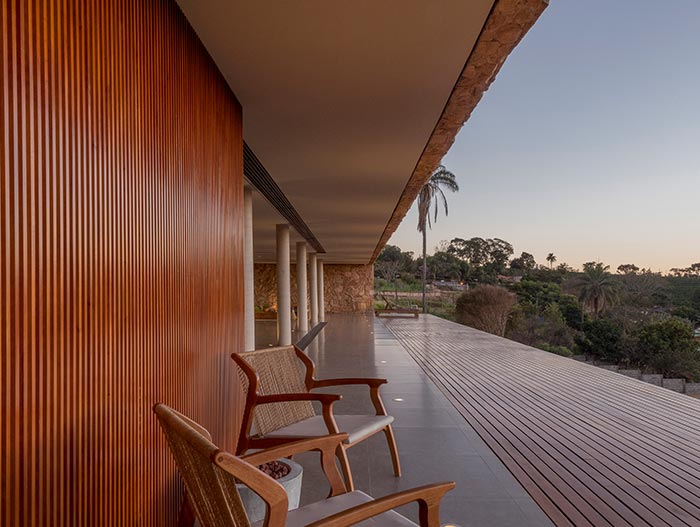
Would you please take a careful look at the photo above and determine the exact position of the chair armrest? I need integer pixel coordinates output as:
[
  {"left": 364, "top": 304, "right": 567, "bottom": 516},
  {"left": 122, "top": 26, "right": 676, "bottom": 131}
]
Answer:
[
  {"left": 256, "top": 393, "right": 341, "bottom": 405},
  {"left": 311, "top": 379, "right": 388, "bottom": 416},
  {"left": 256, "top": 392, "right": 342, "bottom": 435},
  {"left": 214, "top": 451, "right": 290, "bottom": 527},
  {"left": 312, "top": 378, "right": 387, "bottom": 389},
  {"left": 242, "top": 433, "right": 348, "bottom": 464},
  {"left": 242, "top": 434, "right": 349, "bottom": 496},
  {"left": 305, "top": 482, "right": 456, "bottom": 527}
]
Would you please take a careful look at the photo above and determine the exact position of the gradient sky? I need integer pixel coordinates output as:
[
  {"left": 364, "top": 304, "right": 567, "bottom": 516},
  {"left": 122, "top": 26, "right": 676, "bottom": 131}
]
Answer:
[{"left": 388, "top": 0, "right": 700, "bottom": 273}]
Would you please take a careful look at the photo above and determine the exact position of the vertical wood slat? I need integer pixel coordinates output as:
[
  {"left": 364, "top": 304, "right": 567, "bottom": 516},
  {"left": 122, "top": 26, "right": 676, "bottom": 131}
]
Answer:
[{"left": 1, "top": 0, "right": 245, "bottom": 525}]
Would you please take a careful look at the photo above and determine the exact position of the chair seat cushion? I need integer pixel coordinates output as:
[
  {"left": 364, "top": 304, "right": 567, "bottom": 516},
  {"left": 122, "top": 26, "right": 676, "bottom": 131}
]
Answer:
[
  {"left": 263, "top": 414, "right": 394, "bottom": 444},
  {"left": 252, "top": 490, "right": 417, "bottom": 527}
]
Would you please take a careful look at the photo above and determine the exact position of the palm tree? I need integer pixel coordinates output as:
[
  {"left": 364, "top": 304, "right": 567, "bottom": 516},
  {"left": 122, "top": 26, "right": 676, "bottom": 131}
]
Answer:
[
  {"left": 546, "top": 253, "right": 557, "bottom": 269},
  {"left": 574, "top": 262, "right": 619, "bottom": 317},
  {"left": 417, "top": 166, "right": 459, "bottom": 313}
]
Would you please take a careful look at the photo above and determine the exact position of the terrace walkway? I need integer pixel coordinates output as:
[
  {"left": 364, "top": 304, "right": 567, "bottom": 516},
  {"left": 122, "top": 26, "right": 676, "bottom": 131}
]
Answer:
[
  {"left": 289, "top": 314, "right": 553, "bottom": 527},
  {"left": 384, "top": 314, "right": 700, "bottom": 527}
]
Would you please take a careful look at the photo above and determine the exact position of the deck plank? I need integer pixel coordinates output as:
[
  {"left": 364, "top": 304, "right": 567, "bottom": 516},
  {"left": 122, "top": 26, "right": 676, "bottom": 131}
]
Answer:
[{"left": 384, "top": 315, "right": 700, "bottom": 527}]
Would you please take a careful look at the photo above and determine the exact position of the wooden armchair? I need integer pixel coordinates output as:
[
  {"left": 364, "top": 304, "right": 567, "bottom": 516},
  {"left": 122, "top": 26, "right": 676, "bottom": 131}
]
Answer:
[
  {"left": 232, "top": 346, "right": 401, "bottom": 491},
  {"left": 154, "top": 403, "right": 455, "bottom": 527}
]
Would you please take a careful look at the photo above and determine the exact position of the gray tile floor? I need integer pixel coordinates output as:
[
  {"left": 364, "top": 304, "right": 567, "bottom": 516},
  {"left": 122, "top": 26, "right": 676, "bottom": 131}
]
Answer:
[{"left": 260, "top": 314, "right": 553, "bottom": 527}]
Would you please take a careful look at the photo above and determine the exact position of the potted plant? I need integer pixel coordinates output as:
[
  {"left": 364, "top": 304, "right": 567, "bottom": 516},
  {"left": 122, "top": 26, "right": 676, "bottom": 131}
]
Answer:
[
  {"left": 237, "top": 459, "right": 303, "bottom": 522},
  {"left": 254, "top": 303, "right": 277, "bottom": 320}
]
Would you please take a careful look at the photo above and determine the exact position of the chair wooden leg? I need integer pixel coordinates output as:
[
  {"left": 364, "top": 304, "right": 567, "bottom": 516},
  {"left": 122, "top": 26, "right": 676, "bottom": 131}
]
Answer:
[
  {"left": 336, "top": 445, "right": 355, "bottom": 492},
  {"left": 384, "top": 425, "right": 401, "bottom": 477}
]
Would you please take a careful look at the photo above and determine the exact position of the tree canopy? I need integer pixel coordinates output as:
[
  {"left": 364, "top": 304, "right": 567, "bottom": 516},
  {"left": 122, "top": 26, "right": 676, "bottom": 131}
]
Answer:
[{"left": 574, "top": 262, "right": 619, "bottom": 316}]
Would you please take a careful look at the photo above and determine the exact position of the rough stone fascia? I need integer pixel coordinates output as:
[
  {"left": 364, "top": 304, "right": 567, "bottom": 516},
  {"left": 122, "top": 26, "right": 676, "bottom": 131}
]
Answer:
[{"left": 370, "top": 0, "right": 548, "bottom": 263}]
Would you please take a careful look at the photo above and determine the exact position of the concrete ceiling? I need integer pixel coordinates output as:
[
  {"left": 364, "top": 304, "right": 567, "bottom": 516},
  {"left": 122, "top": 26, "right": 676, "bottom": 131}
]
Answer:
[{"left": 176, "top": 0, "right": 495, "bottom": 263}]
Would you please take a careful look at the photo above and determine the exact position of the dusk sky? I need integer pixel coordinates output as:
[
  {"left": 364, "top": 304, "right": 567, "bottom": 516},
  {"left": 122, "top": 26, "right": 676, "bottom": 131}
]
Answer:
[{"left": 389, "top": 0, "right": 700, "bottom": 273}]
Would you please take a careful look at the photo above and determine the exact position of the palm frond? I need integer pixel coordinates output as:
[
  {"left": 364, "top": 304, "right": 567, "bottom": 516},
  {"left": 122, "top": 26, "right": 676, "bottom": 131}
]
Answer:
[
  {"left": 415, "top": 165, "right": 459, "bottom": 233},
  {"left": 438, "top": 188, "right": 449, "bottom": 217}
]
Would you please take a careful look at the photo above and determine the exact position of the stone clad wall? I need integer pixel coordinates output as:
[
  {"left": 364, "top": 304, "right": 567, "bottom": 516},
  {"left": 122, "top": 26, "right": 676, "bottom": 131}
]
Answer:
[
  {"left": 254, "top": 264, "right": 283, "bottom": 311},
  {"left": 324, "top": 264, "right": 375, "bottom": 313},
  {"left": 254, "top": 263, "right": 373, "bottom": 314}
]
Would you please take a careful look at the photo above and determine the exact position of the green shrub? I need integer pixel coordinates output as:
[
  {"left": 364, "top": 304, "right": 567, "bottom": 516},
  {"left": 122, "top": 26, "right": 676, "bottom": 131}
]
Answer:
[
  {"left": 507, "top": 303, "right": 578, "bottom": 350},
  {"left": 537, "top": 343, "right": 573, "bottom": 357},
  {"left": 575, "top": 318, "right": 625, "bottom": 363},
  {"left": 455, "top": 285, "right": 516, "bottom": 336},
  {"left": 635, "top": 317, "right": 700, "bottom": 380},
  {"left": 559, "top": 294, "right": 585, "bottom": 330}
]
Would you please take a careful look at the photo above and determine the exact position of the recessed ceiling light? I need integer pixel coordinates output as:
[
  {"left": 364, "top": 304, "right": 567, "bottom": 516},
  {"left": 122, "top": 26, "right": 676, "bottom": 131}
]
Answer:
[
  {"left": 380, "top": 360, "right": 387, "bottom": 364},
  {"left": 393, "top": 398, "right": 404, "bottom": 402}
]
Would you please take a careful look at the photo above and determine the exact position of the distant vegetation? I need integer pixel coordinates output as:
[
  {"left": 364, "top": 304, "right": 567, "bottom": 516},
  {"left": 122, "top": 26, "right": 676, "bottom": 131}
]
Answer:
[{"left": 375, "top": 240, "right": 700, "bottom": 381}]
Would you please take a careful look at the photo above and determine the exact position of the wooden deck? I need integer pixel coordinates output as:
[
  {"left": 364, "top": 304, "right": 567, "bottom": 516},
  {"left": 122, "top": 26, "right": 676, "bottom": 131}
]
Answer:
[{"left": 383, "top": 315, "right": 700, "bottom": 527}]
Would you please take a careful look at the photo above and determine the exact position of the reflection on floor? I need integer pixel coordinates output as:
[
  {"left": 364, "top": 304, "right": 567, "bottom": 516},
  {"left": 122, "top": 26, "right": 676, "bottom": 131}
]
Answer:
[
  {"left": 255, "top": 319, "right": 287, "bottom": 349},
  {"left": 288, "top": 314, "right": 553, "bottom": 527}
]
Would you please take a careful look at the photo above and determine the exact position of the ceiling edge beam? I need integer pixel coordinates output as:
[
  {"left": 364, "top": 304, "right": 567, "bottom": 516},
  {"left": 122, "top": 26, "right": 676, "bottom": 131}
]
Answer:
[{"left": 369, "top": 0, "right": 549, "bottom": 263}]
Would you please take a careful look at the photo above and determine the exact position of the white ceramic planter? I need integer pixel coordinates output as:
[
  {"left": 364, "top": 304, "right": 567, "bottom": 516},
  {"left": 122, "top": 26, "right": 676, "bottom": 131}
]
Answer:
[{"left": 237, "top": 459, "right": 303, "bottom": 523}]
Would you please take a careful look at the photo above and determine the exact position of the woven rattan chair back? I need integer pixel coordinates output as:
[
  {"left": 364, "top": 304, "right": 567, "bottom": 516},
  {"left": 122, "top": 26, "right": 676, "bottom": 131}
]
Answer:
[
  {"left": 236, "top": 346, "right": 315, "bottom": 436},
  {"left": 154, "top": 404, "right": 250, "bottom": 527}
]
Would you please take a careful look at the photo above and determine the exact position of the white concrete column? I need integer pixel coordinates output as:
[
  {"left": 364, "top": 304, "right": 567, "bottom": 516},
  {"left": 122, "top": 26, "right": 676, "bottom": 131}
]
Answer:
[
  {"left": 276, "top": 224, "right": 292, "bottom": 346},
  {"left": 318, "top": 259, "right": 325, "bottom": 322},
  {"left": 309, "top": 253, "right": 318, "bottom": 326},
  {"left": 244, "top": 188, "right": 255, "bottom": 351},
  {"left": 296, "top": 242, "right": 309, "bottom": 332}
]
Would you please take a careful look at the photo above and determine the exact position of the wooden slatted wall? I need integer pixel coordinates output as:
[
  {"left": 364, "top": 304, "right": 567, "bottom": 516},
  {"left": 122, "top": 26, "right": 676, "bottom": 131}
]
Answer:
[{"left": 1, "top": 0, "right": 244, "bottom": 524}]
